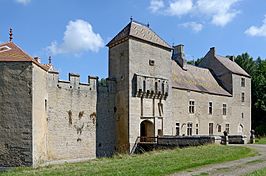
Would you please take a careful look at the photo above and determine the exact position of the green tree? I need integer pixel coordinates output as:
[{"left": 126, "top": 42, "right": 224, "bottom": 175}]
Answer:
[{"left": 235, "top": 54, "right": 266, "bottom": 135}]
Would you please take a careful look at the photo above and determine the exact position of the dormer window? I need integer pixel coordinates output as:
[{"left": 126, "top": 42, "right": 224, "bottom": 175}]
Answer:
[{"left": 0, "top": 45, "right": 11, "bottom": 53}]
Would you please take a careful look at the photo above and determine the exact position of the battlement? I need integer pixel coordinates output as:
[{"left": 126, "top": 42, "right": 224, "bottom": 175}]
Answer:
[
  {"left": 48, "top": 71, "right": 98, "bottom": 91},
  {"left": 98, "top": 78, "right": 116, "bottom": 93}
]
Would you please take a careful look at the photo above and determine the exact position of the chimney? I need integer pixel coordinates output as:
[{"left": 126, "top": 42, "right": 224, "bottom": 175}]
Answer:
[
  {"left": 34, "top": 57, "right": 41, "bottom": 63},
  {"left": 229, "top": 56, "right": 235, "bottom": 62},
  {"left": 172, "top": 44, "right": 187, "bottom": 70},
  {"left": 210, "top": 47, "right": 216, "bottom": 56}
]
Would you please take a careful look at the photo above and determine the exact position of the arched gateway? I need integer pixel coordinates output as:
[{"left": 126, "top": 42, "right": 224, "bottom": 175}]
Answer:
[{"left": 140, "top": 120, "right": 155, "bottom": 142}]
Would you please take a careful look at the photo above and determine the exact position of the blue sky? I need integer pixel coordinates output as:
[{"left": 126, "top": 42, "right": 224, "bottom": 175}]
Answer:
[{"left": 0, "top": 0, "right": 266, "bottom": 81}]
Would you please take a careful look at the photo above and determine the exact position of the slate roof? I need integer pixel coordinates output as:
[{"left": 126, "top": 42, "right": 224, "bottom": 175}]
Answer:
[
  {"left": 0, "top": 42, "right": 49, "bottom": 71},
  {"left": 215, "top": 55, "right": 250, "bottom": 77},
  {"left": 107, "top": 21, "right": 171, "bottom": 49},
  {"left": 171, "top": 61, "right": 231, "bottom": 96}
]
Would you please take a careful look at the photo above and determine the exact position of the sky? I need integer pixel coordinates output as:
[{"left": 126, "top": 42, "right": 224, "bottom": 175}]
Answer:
[{"left": 0, "top": 0, "right": 266, "bottom": 81}]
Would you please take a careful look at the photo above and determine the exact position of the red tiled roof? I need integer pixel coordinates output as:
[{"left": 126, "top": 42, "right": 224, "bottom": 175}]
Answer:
[{"left": 0, "top": 42, "right": 49, "bottom": 71}]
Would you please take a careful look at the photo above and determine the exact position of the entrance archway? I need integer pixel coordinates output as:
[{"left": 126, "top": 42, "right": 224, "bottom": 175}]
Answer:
[{"left": 140, "top": 120, "right": 155, "bottom": 142}]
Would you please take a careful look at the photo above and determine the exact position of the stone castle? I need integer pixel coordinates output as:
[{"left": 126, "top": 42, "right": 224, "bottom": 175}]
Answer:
[{"left": 0, "top": 20, "right": 251, "bottom": 167}]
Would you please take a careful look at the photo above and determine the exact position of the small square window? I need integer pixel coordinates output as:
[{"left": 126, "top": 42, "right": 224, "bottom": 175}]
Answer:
[{"left": 149, "top": 60, "right": 155, "bottom": 66}]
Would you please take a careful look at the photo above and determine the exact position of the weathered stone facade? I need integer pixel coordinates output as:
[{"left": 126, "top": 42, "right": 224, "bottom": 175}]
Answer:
[
  {"left": 0, "top": 20, "right": 251, "bottom": 166},
  {"left": 0, "top": 43, "right": 97, "bottom": 166},
  {"left": 105, "top": 20, "right": 251, "bottom": 154}
]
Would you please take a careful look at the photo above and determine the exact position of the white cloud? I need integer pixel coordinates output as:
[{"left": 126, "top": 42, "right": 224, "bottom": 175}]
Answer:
[
  {"left": 245, "top": 15, "right": 266, "bottom": 37},
  {"left": 149, "top": 0, "right": 241, "bottom": 27},
  {"left": 15, "top": 0, "right": 31, "bottom": 5},
  {"left": 180, "top": 22, "right": 203, "bottom": 32},
  {"left": 196, "top": 0, "right": 240, "bottom": 26},
  {"left": 47, "top": 19, "right": 104, "bottom": 55},
  {"left": 149, "top": 0, "right": 165, "bottom": 13},
  {"left": 167, "top": 0, "right": 193, "bottom": 16}
]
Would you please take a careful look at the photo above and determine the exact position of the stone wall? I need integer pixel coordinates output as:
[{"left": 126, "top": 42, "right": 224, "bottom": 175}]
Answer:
[
  {"left": 32, "top": 64, "right": 48, "bottom": 166},
  {"left": 46, "top": 72, "right": 97, "bottom": 162},
  {"left": 128, "top": 39, "right": 173, "bottom": 152},
  {"left": 109, "top": 41, "right": 130, "bottom": 153},
  {"left": 96, "top": 79, "right": 116, "bottom": 157},
  {"left": 172, "top": 88, "right": 232, "bottom": 136},
  {"left": 0, "top": 62, "right": 33, "bottom": 166},
  {"left": 231, "top": 74, "right": 251, "bottom": 137},
  {"left": 171, "top": 86, "right": 250, "bottom": 137}
]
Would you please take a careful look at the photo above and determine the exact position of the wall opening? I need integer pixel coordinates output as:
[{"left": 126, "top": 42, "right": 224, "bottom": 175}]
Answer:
[{"left": 140, "top": 120, "right": 155, "bottom": 142}]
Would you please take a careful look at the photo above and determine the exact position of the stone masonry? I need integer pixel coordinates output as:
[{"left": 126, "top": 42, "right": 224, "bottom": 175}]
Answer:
[{"left": 0, "top": 20, "right": 251, "bottom": 166}]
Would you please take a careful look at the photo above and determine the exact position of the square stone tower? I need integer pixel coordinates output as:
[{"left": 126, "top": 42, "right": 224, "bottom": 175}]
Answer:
[{"left": 107, "top": 20, "right": 173, "bottom": 152}]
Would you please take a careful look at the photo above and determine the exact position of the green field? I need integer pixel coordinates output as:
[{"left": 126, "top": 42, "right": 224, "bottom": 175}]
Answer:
[
  {"left": 246, "top": 167, "right": 266, "bottom": 176},
  {"left": 0, "top": 145, "right": 255, "bottom": 176},
  {"left": 255, "top": 137, "right": 266, "bottom": 144}
]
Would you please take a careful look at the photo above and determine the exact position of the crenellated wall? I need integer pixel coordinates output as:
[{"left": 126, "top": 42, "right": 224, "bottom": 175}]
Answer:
[{"left": 46, "top": 72, "right": 97, "bottom": 162}]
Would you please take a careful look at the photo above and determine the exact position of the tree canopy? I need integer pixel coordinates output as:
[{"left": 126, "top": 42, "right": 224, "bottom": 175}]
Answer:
[{"left": 235, "top": 53, "right": 266, "bottom": 135}]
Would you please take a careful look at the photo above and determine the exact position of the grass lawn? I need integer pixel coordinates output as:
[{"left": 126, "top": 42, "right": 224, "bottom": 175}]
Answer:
[
  {"left": 0, "top": 145, "right": 255, "bottom": 176},
  {"left": 246, "top": 167, "right": 266, "bottom": 176},
  {"left": 255, "top": 137, "right": 266, "bottom": 144}
]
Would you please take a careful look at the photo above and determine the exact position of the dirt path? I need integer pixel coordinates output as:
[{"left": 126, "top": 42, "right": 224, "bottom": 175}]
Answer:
[{"left": 171, "top": 144, "right": 266, "bottom": 176}]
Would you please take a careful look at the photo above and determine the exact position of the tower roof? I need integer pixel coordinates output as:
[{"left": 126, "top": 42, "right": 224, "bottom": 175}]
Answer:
[
  {"left": 0, "top": 42, "right": 49, "bottom": 71},
  {"left": 107, "top": 21, "right": 171, "bottom": 49}
]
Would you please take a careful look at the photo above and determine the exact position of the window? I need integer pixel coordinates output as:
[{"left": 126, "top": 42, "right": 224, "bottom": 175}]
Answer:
[
  {"left": 149, "top": 60, "right": 155, "bottom": 66},
  {"left": 242, "top": 113, "right": 244, "bottom": 118},
  {"left": 162, "top": 82, "right": 164, "bottom": 94},
  {"left": 45, "top": 99, "right": 47, "bottom": 111},
  {"left": 241, "top": 78, "right": 245, "bottom": 87},
  {"left": 209, "top": 123, "right": 214, "bottom": 135},
  {"left": 225, "top": 124, "right": 230, "bottom": 134},
  {"left": 241, "top": 92, "right": 245, "bottom": 102},
  {"left": 208, "top": 102, "right": 213, "bottom": 115},
  {"left": 187, "top": 123, "right": 192, "bottom": 136},
  {"left": 189, "top": 100, "right": 195, "bottom": 114},
  {"left": 155, "top": 82, "right": 158, "bottom": 93},
  {"left": 222, "top": 104, "right": 227, "bottom": 115},
  {"left": 175, "top": 123, "right": 180, "bottom": 136},
  {"left": 158, "top": 129, "right": 163, "bottom": 136},
  {"left": 217, "top": 125, "right": 222, "bottom": 132},
  {"left": 196, "top": 124, "right": 199, "bottom": 135},
  {"left": 143, "top": 80, "right": 146, "bottom": 92}
]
